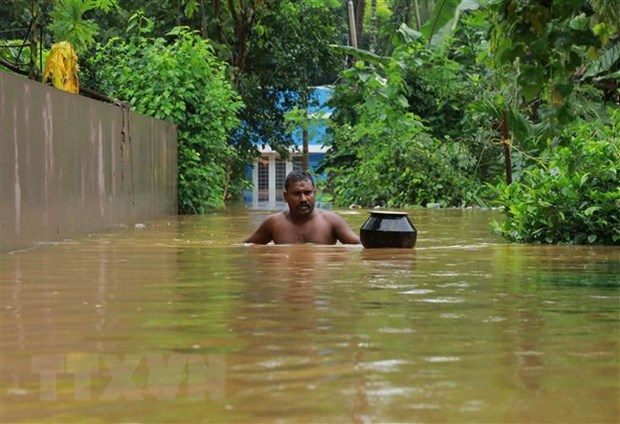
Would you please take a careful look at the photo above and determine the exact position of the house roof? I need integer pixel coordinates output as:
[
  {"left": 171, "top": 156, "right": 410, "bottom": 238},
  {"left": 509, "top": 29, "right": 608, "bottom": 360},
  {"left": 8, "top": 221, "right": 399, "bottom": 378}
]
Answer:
[
  {"left": 257, "top": 144, "right": 329, "bottom": 154},
  {"left": 255, "top": 86, "right": 334, "bottom": 154}
]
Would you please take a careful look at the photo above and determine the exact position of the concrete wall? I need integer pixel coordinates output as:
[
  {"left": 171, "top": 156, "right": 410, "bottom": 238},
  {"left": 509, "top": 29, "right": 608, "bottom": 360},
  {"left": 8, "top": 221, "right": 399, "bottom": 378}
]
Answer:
[{"left": 1, "top": 71, "right": 178, "bottom": 252}]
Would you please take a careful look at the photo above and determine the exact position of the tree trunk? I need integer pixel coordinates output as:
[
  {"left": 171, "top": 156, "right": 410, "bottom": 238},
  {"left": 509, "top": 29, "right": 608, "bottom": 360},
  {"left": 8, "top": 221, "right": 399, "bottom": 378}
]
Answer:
[
  {"left": 413, "top": 0, "right": 422, "bottom": 30},
  {"left": 29, "top": 0, "right": 39, "bottom": 80},
  {"left": 501, "top": 110, "right": 512, "bottom": 185},
  {"left": 301, "top": 2, "right": 310, "bottom": 170},
  {"left": 302, "top": 126, "right": 309, "bottom": 171},
  {"left": 404, "top": 0, "right": 411, "bottom": 28},
  {"left": 223, "top": 157, "right": 232, "bottom": 200},
  {"left": 369, "top": 0, "right": 377, "bottom": 53},
  {"left": 225, "top": 0, "right": 263, "bottom": 85},
  {"left": 175, "top": 0, "right": 182, "bottom": 26},
  {"left": 199, "top": 0, "right": 207, "bottom": 38},
  {"left": 347, "top": 0, "right": 358, "bottom": 48},
  {"left": 213, "top": 0, "right": 224, "bottom": 44},
  {"left": 354, "top": 0, "right": 365, "bottom": 48},
  {"left": 302, "top": 91, "right": 310, "bottom": 170}
]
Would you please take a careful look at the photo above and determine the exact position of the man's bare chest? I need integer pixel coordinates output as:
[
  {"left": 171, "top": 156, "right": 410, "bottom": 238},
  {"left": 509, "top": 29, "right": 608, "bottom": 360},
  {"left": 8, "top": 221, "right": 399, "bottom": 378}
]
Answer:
[{"left": 272, "top": 218, "right": 335, "bottom": 244}]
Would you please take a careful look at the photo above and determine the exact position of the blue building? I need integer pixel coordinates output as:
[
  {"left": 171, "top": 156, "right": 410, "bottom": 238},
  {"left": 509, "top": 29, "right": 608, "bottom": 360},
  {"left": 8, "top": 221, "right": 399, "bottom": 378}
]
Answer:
[{"left": 244, "top": 86, "right": 333, "bottom": 209}]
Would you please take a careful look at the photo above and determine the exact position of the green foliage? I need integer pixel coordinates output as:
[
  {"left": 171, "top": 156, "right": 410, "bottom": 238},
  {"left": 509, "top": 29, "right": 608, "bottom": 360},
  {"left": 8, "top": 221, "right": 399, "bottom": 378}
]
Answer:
[
  {"left": 488, "top": 0, "right": 619, "bottom": 123},
  {"left": 0, "top": 0, "right": 37, "bottom": 41},
  {"left": 420, "top": 0, "right": 480, "bottom": 47},
  {"left": 373, "top": 0, "right": 480, "bottom": 53},
  {"left": 87, "top": 23, "right": 243, "bottom": 213},
  {"left": 322, "top": 35, "right": 475, "bottom": 207},
  {"left": 2, "top": 0, "right": 617, "bottom": 236},
  {"left": 0, "top": 40, "right": 35, "bottom": 70},
  {"left": 463, "top": 2, "right": 616, "bottom": 190},
  {"left": 491, "top": 109, "right": 620, "bottom": 245},
  {"left": 48, "top": 0, "right": 119, "bottom": 53},
  {"left": 331, "top": 25, "right": 480, "bottom": 140},
  {"left": 133, "top": 0, "right": 343, "bottom": 160},
  {"left": 234, "top": 0, "right": 342, "bottom": 156},
  {"left": 323, "top": 117, "right": 472, "bottom": 208},
  {"left": 402, "top": 40, "right": 476, "bottom": 141},
  {"left": 283, "top": 105, "right": 326, "bottom": 151}
]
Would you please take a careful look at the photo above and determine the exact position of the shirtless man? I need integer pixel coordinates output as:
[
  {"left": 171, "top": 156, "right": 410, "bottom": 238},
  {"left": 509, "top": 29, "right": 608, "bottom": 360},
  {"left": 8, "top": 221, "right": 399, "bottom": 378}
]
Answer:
[{"left": 244, "top": 170, "right": 361, "bottom": 245}]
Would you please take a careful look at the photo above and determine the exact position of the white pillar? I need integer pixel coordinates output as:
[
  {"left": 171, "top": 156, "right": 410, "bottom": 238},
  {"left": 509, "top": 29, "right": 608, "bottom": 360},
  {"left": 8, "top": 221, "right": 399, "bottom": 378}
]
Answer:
[
  {"left": 252, "top": 160, "right": 259, "bottom": 208},
  {"left": 268, "top": 155, "right": 276, "bottom": 207},
  {"left": 285, "top": 159, "right": 293, "bottom": 176}
]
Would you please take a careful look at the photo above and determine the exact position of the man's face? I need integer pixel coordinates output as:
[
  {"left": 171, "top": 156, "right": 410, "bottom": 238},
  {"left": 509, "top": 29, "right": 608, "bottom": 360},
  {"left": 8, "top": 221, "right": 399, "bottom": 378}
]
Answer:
[{"left": 284, "top": 178, "right": 316, "bottom": 217}]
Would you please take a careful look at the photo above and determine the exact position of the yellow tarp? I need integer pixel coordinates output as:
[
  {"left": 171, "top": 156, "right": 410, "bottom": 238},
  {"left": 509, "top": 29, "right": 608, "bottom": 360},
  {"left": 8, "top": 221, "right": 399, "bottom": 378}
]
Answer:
[{"left": 43, "top": 41, "right": 79, "bottom": 94}]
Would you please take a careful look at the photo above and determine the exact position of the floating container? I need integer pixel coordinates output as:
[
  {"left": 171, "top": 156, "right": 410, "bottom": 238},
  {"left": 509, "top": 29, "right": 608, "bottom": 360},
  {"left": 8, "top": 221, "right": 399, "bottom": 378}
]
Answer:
[{"left": 360, "top": 211, "right": 417, "bottom": 248}]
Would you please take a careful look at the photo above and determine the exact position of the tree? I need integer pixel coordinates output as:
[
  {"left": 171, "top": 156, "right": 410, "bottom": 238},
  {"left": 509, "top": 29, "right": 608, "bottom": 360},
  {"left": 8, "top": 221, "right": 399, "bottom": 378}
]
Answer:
[
  {"left": 231, "top": 0, "right": 343, "bottom": 160},
  {"left": 48, "top": 0, "right": 119, "bottom": 54},
  {"left": 491, "top": 109, "right": 620, "bottom": 245},
  {"left": 204, "top": 0, "right": 266, "bottom": 84},
  {"left": 369, "top": 0, "right": 378, "bottom": 52},
  {"left": 489, "top": 0, "right": 619, "bottom": 120},
  {"left": 161, "top": 0, "right": 343, "bottom": 171},
  {"left": 88, "top": 23, "right": 244, "bottom": 212},
  {"left": 321, "top": 28, "right": 476, "bottom": 207}
]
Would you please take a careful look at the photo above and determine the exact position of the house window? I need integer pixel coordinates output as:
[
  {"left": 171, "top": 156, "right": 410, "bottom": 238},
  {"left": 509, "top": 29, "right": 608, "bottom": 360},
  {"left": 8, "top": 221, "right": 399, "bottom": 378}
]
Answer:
[
  {"left": 258, "top": 158, "right": 269, "bottom": 201},
  {"left": 275, "top": 159, "right": 287, "bottom": 201},
  {"left": 292, "top": 155, "right": 304, "bottom": 171}
]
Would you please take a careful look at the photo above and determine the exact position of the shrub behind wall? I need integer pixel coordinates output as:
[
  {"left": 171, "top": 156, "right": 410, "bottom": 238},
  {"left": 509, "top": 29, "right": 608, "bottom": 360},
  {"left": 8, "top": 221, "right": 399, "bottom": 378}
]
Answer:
[
  {"left": 88, "top": 24, "right": 243, "bottom": 213},
  {"left": 492, "top": 108, "right": 620, "bottom": 245}
]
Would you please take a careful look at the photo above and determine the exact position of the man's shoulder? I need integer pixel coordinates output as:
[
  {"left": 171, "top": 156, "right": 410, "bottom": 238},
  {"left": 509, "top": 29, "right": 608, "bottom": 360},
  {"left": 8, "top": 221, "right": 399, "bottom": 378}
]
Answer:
[
  {"left": 315, "top": 209, "right": 345, "bottom": 222},
  {"left": 317, "top": 208, "right": 340, "bottom": 216},
  {"left": 265, "top": 210, "right": 288, "bottom": 224}
]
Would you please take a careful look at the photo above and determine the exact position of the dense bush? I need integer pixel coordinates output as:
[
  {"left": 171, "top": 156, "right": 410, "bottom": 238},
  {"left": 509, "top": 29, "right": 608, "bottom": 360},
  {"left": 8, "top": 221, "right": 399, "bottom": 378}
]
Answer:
[
  {"left": 323, "top": 116, "right": 472, "bottom": 208},
  {"left": 86, "top": 22, "right": 243, "bottom": 213},
  {"left": 321, "top": 33, "right": 476, "bottom": 208},
  {"left": 492, "top": 109, "right": 620, "bottom": 244}
]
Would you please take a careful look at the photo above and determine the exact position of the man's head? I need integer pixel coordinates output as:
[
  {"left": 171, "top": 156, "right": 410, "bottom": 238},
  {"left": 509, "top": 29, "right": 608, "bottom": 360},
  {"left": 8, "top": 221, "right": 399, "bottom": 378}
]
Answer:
[
  {"left": 284, "top": 170, "right": 316, "bottom": 218},
  {"left": 284, "top": 170, "right": 315, "bottom": 191}
]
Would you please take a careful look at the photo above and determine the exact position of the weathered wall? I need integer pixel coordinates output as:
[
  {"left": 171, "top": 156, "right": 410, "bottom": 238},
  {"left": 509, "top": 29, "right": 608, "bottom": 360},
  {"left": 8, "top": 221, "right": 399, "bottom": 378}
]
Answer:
[{"left": 1, "top": 71, "right": 177, "bottom": 252}]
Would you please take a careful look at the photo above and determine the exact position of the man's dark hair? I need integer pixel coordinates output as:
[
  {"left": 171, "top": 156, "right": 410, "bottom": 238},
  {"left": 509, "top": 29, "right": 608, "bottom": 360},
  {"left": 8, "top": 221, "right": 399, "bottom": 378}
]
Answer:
[{"left": 284, "top": 170, "right": 314, "bottom": 190}]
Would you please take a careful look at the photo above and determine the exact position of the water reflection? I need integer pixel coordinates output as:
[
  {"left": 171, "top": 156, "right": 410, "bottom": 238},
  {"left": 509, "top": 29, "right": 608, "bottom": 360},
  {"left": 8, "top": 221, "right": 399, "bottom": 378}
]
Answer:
[
  {"left": 232, "top": 244, "right": 360, "bottom": 351},
  {"left": 1, "top": 210, "right": 618, "bottom": 423},
  {"left": 232, "top": 245, "right": 427, "bottom": 422},
  {"left": 486, "top": 243, "right": 620, "bottom": 422},
  {"left": 360, "top": 249, "right": 417, "bottom": 287}
]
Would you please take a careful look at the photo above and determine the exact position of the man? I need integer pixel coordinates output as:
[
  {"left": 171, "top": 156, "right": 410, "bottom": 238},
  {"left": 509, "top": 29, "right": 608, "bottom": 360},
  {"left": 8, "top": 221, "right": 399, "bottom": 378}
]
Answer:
[{"left": 244, "top": 170, "right": 361, "bottom": 245}]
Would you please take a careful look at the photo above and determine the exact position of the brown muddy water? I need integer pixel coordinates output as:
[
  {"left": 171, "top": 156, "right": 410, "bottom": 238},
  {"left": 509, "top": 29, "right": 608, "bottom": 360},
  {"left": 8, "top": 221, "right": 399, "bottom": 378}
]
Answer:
[{"left": 1, "top": 208, "right": 619, "bottom": 423}]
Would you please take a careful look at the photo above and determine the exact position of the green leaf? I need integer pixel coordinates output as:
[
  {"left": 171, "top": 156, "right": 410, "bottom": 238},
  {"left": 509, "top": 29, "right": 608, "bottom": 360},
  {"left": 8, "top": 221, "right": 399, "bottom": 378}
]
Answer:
[
  {"left": 421, "top": 0, "right": 480, "bottom": 46},
  {"left": 167, "top": 26, "right": 191, "bottom": 36},
  {"left": 518, "top": 65, "right": 544, "bottom": 101},
  {"left": 584, "top": 43, "right": 620, "bottom": 78},
  {"left": 569, "top": 13, "right": 588, "bottom": 31},
  {"left": 330, "top": 44, "right": 388, "bottom": 65},
  {"left": 183, "top": 0, "right": 199, "bottom": 18},
  {"left": 397, "top": 23, "right": 423, "bottom": 43},
  {"left": 421, "top": 0, "right": 459, "bottom": 42}
]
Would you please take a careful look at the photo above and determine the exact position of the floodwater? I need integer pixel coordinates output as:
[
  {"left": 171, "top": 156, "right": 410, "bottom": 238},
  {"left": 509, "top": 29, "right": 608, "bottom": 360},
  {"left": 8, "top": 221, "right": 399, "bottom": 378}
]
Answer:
[{"left": 1, "top": 208, "right": 619, "bottom": 423}]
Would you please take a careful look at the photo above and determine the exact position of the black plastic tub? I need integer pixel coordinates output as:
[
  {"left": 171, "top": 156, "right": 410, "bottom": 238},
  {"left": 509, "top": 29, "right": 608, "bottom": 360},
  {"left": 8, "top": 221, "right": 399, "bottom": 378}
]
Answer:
[{"left": 360, "top": 211, "right": 417, "bottom": 248}]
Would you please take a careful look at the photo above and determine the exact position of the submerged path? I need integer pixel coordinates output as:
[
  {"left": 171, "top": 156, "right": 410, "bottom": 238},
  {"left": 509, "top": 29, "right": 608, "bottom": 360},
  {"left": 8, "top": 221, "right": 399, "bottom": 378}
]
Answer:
[{"left": 2, "top": 209, "right": 619, "bottom": 422}]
